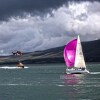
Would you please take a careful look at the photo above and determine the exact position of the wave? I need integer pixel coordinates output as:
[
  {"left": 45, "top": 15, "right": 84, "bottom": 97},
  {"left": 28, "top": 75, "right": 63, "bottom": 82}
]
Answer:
[
  {"left": 57, "top": 84, "right": 65, "bottom": 87},
  {"left": 0, "top": 66, "right": 29, "bottom": 69},
  {"left": 0, "top": 84, "right": 32, "bottom": 86},
  {"left": 90, "top": 72, "right": 100, "bottom": 74}
]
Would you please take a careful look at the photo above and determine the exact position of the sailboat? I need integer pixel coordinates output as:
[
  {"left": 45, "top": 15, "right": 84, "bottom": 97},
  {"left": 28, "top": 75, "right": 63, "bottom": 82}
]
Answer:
[{"left": 64, "top": 35, "right": 89, "bottom": 74}]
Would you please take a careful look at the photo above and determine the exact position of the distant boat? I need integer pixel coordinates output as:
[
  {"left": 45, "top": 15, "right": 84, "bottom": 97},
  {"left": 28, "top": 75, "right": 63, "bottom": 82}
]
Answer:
[
  {"left": 64, "top": 35, "right": 89, "bottom": 74},
  {"left": 17, "top": 60, "right": 24, "bottom": 68}
]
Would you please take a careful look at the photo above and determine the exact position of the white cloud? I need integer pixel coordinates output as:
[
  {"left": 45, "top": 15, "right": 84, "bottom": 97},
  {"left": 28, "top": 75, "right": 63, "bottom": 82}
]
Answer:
[{"left": 0, "top": 1, "right": 100, "bottom": 54}]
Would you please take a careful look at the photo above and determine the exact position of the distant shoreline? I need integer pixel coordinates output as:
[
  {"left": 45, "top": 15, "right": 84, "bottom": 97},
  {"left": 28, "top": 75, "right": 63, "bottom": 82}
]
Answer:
[{"left": 0, "top": 39, "right": 100, "bottom": 65}]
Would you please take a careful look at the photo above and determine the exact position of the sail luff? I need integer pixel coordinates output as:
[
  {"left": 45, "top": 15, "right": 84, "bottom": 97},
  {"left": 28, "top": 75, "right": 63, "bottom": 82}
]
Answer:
[{"left": 74, "top": 35, "right": 86, "bottom": 68}]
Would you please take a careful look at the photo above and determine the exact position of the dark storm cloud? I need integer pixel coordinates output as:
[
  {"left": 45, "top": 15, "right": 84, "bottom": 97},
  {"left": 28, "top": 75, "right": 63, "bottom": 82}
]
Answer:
[
  {"left": 0, "top": 0, "right": 67, "bottom": 20},
  {"left": 0, "top": 0, "right": 100, "bottom": 21},
  {"left": 0, "top": 0, "right": 100, "bottom": 55}
]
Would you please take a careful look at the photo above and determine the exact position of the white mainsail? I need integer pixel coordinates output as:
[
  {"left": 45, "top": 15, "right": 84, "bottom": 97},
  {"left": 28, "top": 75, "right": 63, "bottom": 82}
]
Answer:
[{"left": 74, "top": 35, "right": 86, "bottom": 68}]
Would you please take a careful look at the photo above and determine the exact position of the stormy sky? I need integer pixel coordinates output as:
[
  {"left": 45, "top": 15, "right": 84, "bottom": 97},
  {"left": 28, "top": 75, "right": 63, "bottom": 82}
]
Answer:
[{"left": 0, "top": 0, "right": 100, "bottom": 55}]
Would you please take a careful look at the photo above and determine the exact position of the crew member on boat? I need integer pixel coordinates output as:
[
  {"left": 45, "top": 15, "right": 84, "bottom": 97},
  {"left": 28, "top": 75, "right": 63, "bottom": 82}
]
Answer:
[{"left": 17, "top": 60, "right": 24, "bottom": 68}]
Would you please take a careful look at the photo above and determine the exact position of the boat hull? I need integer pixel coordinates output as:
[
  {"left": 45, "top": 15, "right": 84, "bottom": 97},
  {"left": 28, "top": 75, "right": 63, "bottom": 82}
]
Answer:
[
  {"left": 18, "top": 66, "right": 24, "bottom": 68},
  {"left": 66, "top": 68, "right": 90, "bottom": 74}
]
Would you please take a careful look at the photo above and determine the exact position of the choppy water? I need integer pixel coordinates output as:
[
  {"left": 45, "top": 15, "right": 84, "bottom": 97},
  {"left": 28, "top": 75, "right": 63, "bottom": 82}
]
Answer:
[{"left": 0, "top": 63, "right": 100, "bottom": 100}]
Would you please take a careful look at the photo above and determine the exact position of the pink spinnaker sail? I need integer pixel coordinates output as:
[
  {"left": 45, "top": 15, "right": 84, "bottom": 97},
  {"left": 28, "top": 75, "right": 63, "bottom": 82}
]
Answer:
[{"left": 64, "top": 39, "right": 77, "bottom": 68}]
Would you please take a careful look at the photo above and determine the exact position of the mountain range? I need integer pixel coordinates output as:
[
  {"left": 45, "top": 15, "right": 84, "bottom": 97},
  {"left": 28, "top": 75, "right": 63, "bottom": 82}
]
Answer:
[{"left": 0, "top": 39, "right": 100, "bottom": 65}]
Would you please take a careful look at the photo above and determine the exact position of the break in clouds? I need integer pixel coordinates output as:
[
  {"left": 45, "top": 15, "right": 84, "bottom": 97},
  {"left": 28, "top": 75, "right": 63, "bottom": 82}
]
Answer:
[{"left": 0, "top": 1, "right": 100, "bottom": 55}]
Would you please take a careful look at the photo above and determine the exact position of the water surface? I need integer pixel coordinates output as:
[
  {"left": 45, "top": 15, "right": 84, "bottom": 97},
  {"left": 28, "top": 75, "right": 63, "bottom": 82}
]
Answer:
[{"left": 0, "top": 63, "right": 100, "bottom": 100}]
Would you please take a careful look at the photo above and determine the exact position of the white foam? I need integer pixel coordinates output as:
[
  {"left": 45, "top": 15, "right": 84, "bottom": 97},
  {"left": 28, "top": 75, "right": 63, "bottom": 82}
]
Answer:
[
  {"left": 0, "top": 66, "right": 29, "bottom": 69},
  {"left": 57, "top": 85, "right": 65, "bottom": 87},
  {"left": 0, "top": 84, "right": 32, "bottom": 86},
  {"left": 90, "top": 72, "right": 100, "bottom": 74}
]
